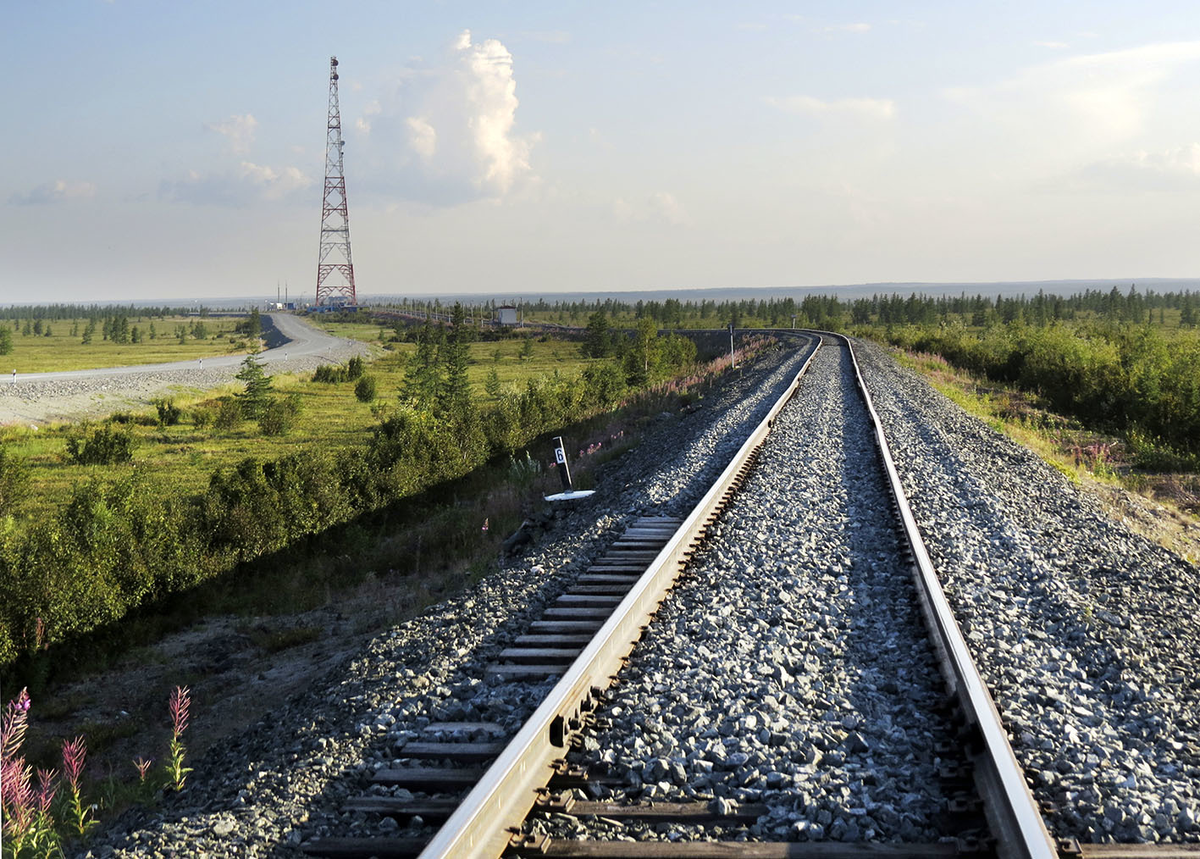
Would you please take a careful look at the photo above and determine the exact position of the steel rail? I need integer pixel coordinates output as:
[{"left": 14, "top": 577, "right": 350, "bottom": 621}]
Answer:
[
  {"left": 417, "top": 335, "right": 822, "bottom": 859},
  {"left": 836, "top": 332, "right": 1058, "bottom": 859}
]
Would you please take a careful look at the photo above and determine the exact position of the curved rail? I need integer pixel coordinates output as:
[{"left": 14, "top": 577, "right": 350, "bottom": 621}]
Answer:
[
  {"left": 835, "top": 332, "right": 1057, "bottom": 859},
  {"left": 417, "top": 336, "right": 823, "bottom": 859}
]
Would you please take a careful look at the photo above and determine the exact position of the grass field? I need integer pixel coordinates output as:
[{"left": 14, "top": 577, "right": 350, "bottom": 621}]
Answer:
[
  {"left": 3, "top": 334, "right": 597, "bottom": 515},
  {"left": 3, "top": 317, "right": 250, "bottom": 373}
]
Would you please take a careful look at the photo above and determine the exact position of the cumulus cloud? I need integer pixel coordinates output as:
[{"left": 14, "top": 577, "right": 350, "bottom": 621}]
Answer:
[
  {"left": 764, "top": 94, "right": 896, "bottom": 121},
  {"left": 1033, "top": 41, "right": 1069, "bottom": 49},
  {"left": 353, "top": 29, "right": 539, "bottom": 204},
  {"left": 406, "top": 117, "right": 437, "bottom": 160},
  {"left": 614, "top": 191, "right": 690, "bottom": 226},
  {"left": 204, "top": 113, "right": 258, "bottom": 155},
  {"left": 9, "top": 179, "right": 97, "bottom": 205},
  {"left": 158, "top": 162, "right": 313, "bottom": 206}
]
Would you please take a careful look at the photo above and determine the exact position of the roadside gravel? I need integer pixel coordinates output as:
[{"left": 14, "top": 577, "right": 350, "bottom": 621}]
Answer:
[
  {"left": 0, "top": 320, "right": 366, "bottom": 425},
  {"left": 83, "top": 338, "right": 816, "bottom": 857},
  {"left": 856, "top": 338, "right": 1200, "bottom": 843}
]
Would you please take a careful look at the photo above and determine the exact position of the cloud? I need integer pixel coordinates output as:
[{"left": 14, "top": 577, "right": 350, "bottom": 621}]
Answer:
[
  {"left": 1033, "top": 41, "right": 1069, "bottom": 49},
  {"left": 945, "top": 41, "right": 1200, "bottom": 147},
  {"left": 764, "top": 94, "right": 896, "bottom": 121},
  {"left": 237, "top": 161, "right": 314, "bottom": 200},
  {"left": 204, "top": 113, "right": 258, "bottom": 155},
  {"left": 352, "top": 29, "right": 539, "bottom": 205},
  {"left": 1072, "top": 144, "right": 1200, "bottom": 191},
  {"left": 158, "top": 162, "right": 313, "bottom": 206},
  {"left": 614, "top": 191, "right": 690, "bottom": 226},
  {"left": 9, "top": 179, "right": 97, "bottom": 205},
  {"left": 406, "top": 117, "right": 437, "bottom": 160}
]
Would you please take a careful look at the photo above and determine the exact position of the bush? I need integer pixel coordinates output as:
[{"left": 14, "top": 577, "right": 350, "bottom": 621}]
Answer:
[
  {"left": 347, "top": 356, "right": 365, "bottom": 380},
  {"left": 213, "top": 397, "right": 243, "bottom": 432},
  {"left": 259, "top": 395, "right": 301, "bottom": 436},
  {"left": 66, "top": 425, "right": 134, "bottom": 465},
  {"left": 0, "top": 447, "right": 28, "bottom": 515},
  {"left": 191, "top": 406, "right": 214, "bottom": 429},
  {"left": 354, "top": 375, "right": 377, "bottom": 403},
  {"left": 156, "top": 399, "right": 182, "bottom": 426},
  {"left": 312, "top": 364, "right": 348, "bottom": 383}
]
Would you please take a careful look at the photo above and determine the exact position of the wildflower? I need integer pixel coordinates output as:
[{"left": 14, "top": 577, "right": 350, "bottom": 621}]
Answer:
[
  {"left": 62, "top": 736, "right": 86, "bottom": 789},
  {"left": 481, "top": 518, "right": 489, "bottom": 532},
  {"left": 170, "top": 685, "right": 191, "bottom": 738},
  {"left": 134, "top": 757, "right": 153, "bottom": 783},
  {"left": 2, "top": 687, "right": 31, "bottom": 761},
  {"left": 63, "top": 735, "right": 97, "bottom": 835},
  {"left": 35, "top": 767, "right": 58, "bottom": 813},
  {"left": 165, "top": 686, "right": 194, "bottom": 791}
]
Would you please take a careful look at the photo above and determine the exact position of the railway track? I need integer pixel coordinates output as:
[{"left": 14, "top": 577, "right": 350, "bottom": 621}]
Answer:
[{"left": 302, "top": 333, "right": 1197, "bottom": 859}]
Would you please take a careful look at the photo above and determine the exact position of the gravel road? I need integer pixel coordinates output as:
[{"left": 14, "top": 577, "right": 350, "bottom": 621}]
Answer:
[{"left": 0, "top": 313, "right": 367, "bottom": 425}]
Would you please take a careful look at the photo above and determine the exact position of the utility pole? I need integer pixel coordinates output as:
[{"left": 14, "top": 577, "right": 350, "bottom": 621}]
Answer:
[{"left": 315, "top": 56, "right": 357, "bottom": 307}]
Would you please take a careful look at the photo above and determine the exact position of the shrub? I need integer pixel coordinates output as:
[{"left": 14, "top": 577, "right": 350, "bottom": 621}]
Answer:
[
  {"left": 213, "top": 398, "right": 243, "bottom": 432},
  {"left": 0, "top": 447, "right": 28, "bottom": 515},
  {"left": 66, "top": 426, "right": 134, "bottom": 465},
  {"left": 259, "top": 395, "right": 301, "bottom": 436},
  {"left": 191, "top": 406, "right": 214, "bottom": 429},
  {"left": 312, "top": 364, "right": 348, "bottom": 383},
  {"left": 354, "top": 374, "right": 377, "bottom": 403},
  {"left": 155, "top": 399, "right": 182, "bottom": 426},
  {"left": 347, "top": 356, "right": 364, "bottom": 380}
]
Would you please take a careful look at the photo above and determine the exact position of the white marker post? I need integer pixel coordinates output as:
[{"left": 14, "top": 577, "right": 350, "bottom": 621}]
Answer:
[
  {"left": 544, "top": 436, "right": 595, "bottom": 503},
  {"left": 728, "top": 323, "right": 736, "bottom": 369}
]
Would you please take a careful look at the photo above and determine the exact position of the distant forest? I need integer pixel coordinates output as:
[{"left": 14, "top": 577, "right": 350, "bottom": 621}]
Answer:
[{"left": 512, "top": 285, "right": 1200, "bottom": 330}]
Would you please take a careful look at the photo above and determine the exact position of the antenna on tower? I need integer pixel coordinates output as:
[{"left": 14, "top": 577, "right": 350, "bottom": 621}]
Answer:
[{"left": 315, "top": 55, "right": 357, "bottom": 307}]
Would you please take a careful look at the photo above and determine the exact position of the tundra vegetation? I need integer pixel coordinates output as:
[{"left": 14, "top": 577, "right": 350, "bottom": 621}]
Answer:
[
  {"left": 0, "top": 305, "right": 255, "bottom": 372},
  {"left": 0, "top": 304, "right": 713, "bottom": 677},
  {"left": 513, "top": 286, "right": 1200, "bottom": 472}
]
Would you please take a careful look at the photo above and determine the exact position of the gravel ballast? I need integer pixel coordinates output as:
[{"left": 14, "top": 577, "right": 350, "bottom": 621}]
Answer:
[
  {"left": 81, "top": 332, "right": 1200, "bottom": 855},
  {"left": 85, "top": 338, "right": 817, "bottom": 857},
  {"left": 856, "top": 338, "right": 1200, "bottom": 843},
  {"left": 530, "top": 337, "right": 966, "bottom": 845}
]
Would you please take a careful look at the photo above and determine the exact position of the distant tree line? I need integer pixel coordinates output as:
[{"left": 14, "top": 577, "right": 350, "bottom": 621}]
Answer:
[
  {"left": 508, "top": 285, "right": 1199, "bottom": 331},
  {"left": 0, "top": 304, "right": 210, "bottom": 323}
]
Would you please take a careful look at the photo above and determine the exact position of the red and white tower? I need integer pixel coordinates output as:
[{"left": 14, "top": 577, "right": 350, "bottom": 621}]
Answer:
[{"left": 315, "top": 56, "right": 356, "bottom": 306}]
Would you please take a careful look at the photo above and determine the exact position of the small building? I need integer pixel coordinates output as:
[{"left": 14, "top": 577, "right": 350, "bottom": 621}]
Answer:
[{"left": 496, "top": 306, "right": 518, "bottom": 326}]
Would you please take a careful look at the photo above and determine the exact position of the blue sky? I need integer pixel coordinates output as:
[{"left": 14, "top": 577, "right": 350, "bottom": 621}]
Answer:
[{"left": 6, "top": 2, "right": 1200, "bottom": 302}]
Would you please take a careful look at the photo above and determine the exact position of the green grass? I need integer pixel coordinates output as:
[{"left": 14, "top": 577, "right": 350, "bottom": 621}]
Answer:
[
  {"left": 2, "top": 317, "right": 249, "bottom": 373},
  {"left": 2, "top": 336, "right": 602, "bottom": 516}
]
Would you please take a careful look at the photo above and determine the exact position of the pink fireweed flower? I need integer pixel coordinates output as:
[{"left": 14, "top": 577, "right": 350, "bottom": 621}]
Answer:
[
  {"left": 62, "top": 735, "right": 87, "bottom": 790},
  {"left": 35, "top": 767, "right": 57, "bottom": 813},
  {"left": 170, "top": 686, "right": 191, "bottom": 740},
  {"left": 481, "top": 518, "right": 489, "bottom": 532},
  {"left": 2, "top": 687, "right": 31, "bottom": 762},
  {"left": 2, "top": 757, "right": 34, "bottom": 837},
  {"left": 134, "top": 757, "right": 153, "bottom": 782}
]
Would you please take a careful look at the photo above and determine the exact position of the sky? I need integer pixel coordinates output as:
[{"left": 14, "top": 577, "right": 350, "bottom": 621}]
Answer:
[{"left": 6, "top": 1, "right": 1200, "bottom": 303}]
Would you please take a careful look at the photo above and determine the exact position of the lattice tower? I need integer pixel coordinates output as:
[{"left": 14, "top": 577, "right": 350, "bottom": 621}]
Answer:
[{"left": 315, "top": 56, "right": 356, "bottom": 306}]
